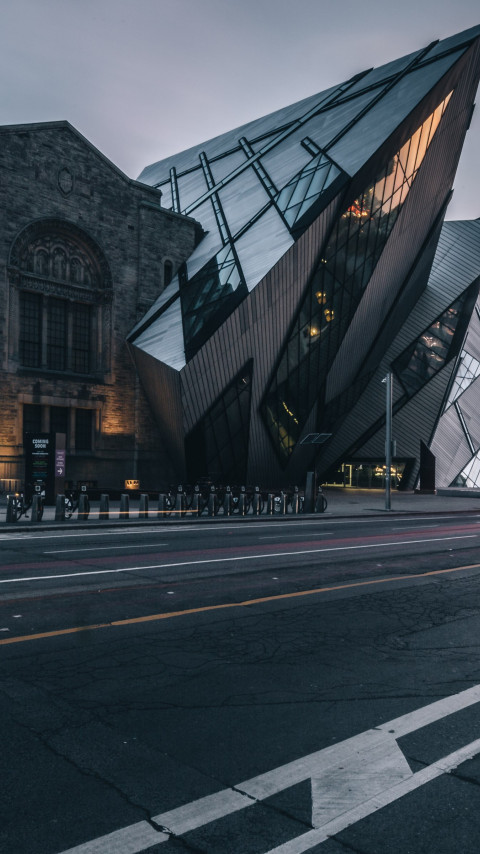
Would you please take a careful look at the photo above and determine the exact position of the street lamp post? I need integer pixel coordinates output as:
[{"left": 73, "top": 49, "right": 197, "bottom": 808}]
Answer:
[{"left": 383, "top": 372, "right": 393, "bottom": 511}]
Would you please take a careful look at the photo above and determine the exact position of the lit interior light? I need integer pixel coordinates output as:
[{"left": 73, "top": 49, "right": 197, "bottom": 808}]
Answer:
[
  {"left": 315, "top": 291, "right": 327, "bottom": 304},
  {"left": 324, "top": 309, "right": 334, "bottom": 322},
  {"left": 309, "top": 326, "right": 320, "bottom": 337},
  {"left": 282, "top": 401, "right": 299, "bottom": 424}
]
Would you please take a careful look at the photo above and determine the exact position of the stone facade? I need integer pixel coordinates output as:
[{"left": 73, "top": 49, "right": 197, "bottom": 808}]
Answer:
[{"left": 0, "top": 121, "right": 201, "bottom": 492}]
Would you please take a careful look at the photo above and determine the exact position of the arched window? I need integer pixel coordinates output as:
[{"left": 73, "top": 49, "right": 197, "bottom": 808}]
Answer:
[{"left": 9, "top": 219, "right": 113, "bottom": 377}]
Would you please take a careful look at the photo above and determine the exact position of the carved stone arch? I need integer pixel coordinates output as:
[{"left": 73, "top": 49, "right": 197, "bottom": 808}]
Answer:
[{"left": 8, "top": 217, "right": 112, "bottom": 291}]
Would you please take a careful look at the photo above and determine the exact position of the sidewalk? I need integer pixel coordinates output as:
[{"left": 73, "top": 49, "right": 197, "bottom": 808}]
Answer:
[{"left": 1, "top": 487, "right": 480, "bottom": 531}]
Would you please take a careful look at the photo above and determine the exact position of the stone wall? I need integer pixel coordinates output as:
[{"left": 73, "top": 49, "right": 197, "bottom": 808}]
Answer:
[{"left": 0, "top": 121, "right": 199, "bottom": 491}]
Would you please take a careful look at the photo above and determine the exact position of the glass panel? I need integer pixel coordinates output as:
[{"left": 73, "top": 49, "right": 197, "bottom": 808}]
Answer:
[
  {"left": 393, "top": 293, "right": 469, "bottom": 396},
  {"left": 452, "top": 453, "right": 480, "bottom": 488},
  {"left": 446, "top": 350, "right": 480, "bottom": 407},
  {"left": 72, "top": 304, "right": 91, "bottom": 373},
  {"left": 181, "top": 245, "right": 247, "bottom": 358},
  {"left": 186, "top": 363, "right": 253, "bottom": 483},
  {"left": 275, "top": 152, "right": 342, "bottom": 232},
  {"left": 47, "top": 298, "right": 67, "bottom": 370},
  {"left": 262, "top": 91, "right": 453, "bottom": 462},
  {"left": 75, "top": 409, "right": 93, "bottom": 451},
  {"left": 23, "top": 404, "right": 42, "bottom": 436},
  {"left": 20, "top": 291, "right": 42, "bottom": 367}
]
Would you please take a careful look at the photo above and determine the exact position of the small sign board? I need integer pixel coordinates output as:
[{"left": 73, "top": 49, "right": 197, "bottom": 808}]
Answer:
[{"left": 125, "top": 479, "right": 140, "bottom": 490}]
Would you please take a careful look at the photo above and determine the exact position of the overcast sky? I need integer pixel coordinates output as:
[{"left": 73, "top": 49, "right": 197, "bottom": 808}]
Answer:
[{"left": 1, "top": 0, "right": 479, "bottom": 219}]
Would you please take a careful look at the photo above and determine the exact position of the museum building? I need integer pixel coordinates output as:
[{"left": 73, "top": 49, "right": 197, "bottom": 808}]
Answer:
[{"left": 2, "top": 25, "right": 480, "bottom": 493}]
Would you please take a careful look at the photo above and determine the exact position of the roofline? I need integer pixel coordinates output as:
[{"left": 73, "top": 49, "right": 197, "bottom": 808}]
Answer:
[{"left": 0, "top": 119, "right": 162, "bottom": 199}]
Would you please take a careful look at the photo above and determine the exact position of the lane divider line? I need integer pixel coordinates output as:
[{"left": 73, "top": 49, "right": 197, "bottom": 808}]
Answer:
[
  {"left": 1, "top": 559, "right": 480, "bottom": 647},
  {"left": 1, "top": 534, "right": 476, "bottom": 584}
]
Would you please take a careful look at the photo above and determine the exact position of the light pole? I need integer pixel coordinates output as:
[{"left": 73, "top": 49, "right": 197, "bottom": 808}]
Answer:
[{"left": 382, "top": 372, "right": 393, "bottom": 511}]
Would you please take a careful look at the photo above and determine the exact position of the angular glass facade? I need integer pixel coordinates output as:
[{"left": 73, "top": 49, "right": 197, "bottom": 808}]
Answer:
[
  {"left": 275, "top": 151, "right": 343, "bottom": 234},
  {"left": 185, "top": 362, "right": 253, "bottom": 484},
  {"left": 393, "top": 289, "right": 474, "bottom": 397},
  {"left": 262, "top": 93, "right": 453, "bottom": 462},
  {"left": 451, "top": 453, "right": 480, "bottom": 488},
  {"left": 446, "top": 349, "right": 480, "bottom": 408},
  {"left": 180, "top": 246, "right": 247, "bottom": 359}
]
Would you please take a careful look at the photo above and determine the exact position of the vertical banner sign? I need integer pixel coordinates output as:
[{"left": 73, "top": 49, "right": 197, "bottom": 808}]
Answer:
[
  {"left": 24, "top": 433, "right": 66, "bottom": 505},
  {"left": 54, "top": 432, "right": 67, "bottom": 500}
]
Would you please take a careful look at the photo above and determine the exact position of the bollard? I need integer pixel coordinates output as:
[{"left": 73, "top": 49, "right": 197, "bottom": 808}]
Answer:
[
  {"left": 174, "top": 486, "right": 186, "bottom": 519},
  {"left": 31, "top": 494, "right": 43, "bottom": 523},
  {"left": 139, "top": 493, "right": 149, "bottom": 519},
  {"left": 223, "top": 486, "right": 232, "bottom": 516},
  {"left": 191, "top": 486, "right": 201, "bottom": 517},
  {"left": 207, "top": 485, "right": 218, "bottom": 516},
  {"left": 6, "top": 495, "right": 17, "bottom": 523},
  {"left": 267, "top": 493, "right": 274, "bottom": 515},
  {"left": 303, "top": 471, "right": 316, "bottom": 514},
  {"left": 238, "top": 487, "right": 247, "bottom": 516},
  {"left": 279, "top": 491, "right": 287, "bottom": 514},
  {"left": 55, "top": 494, "right": 65, "bottom": 521},
  {"left": 120, "top": 493, "right": 130, "bottom": 519},
  {"left": 291, "top": 487, "right": 300, "bottom": 514},
  {"left": 158, "top": 493, "right": 168, "bottom": 517},
  {"left": 99, "top": 494, "right": 109, "bottom": 520},
  {"left": 252, "top": 486, "right": 262, "bottom": 515},
  {"left": 315, "top": 488, "right": 327, "bottom": 513},
  {"left": 78, "top": 492, "right": 90, "bottom": 520}
]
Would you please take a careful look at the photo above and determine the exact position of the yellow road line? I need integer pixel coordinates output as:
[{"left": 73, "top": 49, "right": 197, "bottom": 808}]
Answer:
[{"left": 2, "top": 562, "right": 480, "bottom": 646}]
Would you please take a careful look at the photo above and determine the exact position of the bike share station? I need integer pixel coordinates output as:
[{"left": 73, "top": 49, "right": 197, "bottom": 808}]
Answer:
[
  {"left": 5, "top": 428, "right": 328, "bottom": 524},
  {"left": 6, "top": 431, "right": 66, "bottom": 522}
]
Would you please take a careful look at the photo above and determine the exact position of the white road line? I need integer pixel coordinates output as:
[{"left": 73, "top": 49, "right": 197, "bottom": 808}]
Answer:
[
  {"left": 0, "top": 535, "right": 476, "bottom": 585},
  {"left": 0, "top": 515, "right": 476, "bottom": 542},
  {"left": 57, "top": 821, "right": 167, "bottom": 854},
  {"left": 258, "top": 533, "right": 334, "bottom": 539},
  {"left": 55, "top": 684, "right": 480, "bottom": 854}
]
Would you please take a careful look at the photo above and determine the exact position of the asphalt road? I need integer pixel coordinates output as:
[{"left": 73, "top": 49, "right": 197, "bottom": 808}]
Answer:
[{"left": 2, "top": 512, "right": 480, "bottom": 853}]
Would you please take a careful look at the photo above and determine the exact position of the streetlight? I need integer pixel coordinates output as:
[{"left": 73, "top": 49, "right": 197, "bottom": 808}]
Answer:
[{"left": 382, "top": 373, "right": 393, "bottom": 511}]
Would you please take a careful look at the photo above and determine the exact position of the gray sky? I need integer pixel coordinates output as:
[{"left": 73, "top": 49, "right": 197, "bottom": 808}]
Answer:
[{"left": 1, "top": 0, "right": 479, "bottom": 219}]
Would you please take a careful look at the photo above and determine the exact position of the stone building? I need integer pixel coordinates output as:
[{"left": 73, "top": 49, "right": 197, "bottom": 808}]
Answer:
[{"left": 0, "top": 121, "right": 201, "bottom": 492}]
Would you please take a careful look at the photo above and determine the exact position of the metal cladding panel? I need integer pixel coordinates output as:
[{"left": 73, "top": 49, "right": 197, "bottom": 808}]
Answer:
[
  {"left": 130, "top": 344, "right": 186, "bottom": 479},
  {"left": 425, "top": 25, "right": 480, "bottom": 58},
  {"left": 137, "top": 87, "right": 342, "bottom": 186},
  {"left": 129, "top": 276, "right": 180, "bottom": 339},
  {"left": 344, "top": 49, "right": 425, "bottom": 94},
  {"left": 217, "top": 168, "right": 271, "bottom": 238},
  {"left": 258, "top": 126, "right": 312, "bottom": 188},
  {"left": 133, "top": 297, "right": 185, "bottom": 370},
  {"left": 300, "top": 89, "right": 383, "bottom": 161},
  {"left": 179, "top": 193, "right": 344, "bottom": 477},
  {"left": 209, "top": 148, "right": 248, "bottom": 184},
  {"left": 185, "top": 202, "right": 224, "bottom": 277},
  {"left": 328, "top": 50, "right": 465, "bottom": 176},
  {"left": 176, "top": 167, "right": 209, "bottom": 213},
  {"left": 234, "top": 206, "right": 294, "bottom": 292},
  {"left": 430, "top": 404, "right": 473, "bottom": 486},
  {"left": 458, "top": 388, "right": 480, "bottom": 450},
  {"left": 326, "top": 58, "right": 480, "bottom": 404}
]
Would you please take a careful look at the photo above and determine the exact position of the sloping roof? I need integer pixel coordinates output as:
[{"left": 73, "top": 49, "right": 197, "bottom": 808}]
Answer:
[{"left": 130, "top": 26, "right": 480, "bottom": 370}]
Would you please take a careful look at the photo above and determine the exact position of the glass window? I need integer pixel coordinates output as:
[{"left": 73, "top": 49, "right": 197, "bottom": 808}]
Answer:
[
  {"left": 262, "top": 92, "right": 453, "bottom": 462},
  {"left": 19, "top": 292, "right": 42, "bottom": 367},
  {"left": 75, "top": 409, "right": 93, "bottom": 451},
  {"left": 47, "top": 298, "right": 67, "bottom": 370},
  {"left": 23, "top": 404, "right": 42, "bottom": 436},
  {"left": 72, "top": 304, "right": 91, "bottom": 373}
]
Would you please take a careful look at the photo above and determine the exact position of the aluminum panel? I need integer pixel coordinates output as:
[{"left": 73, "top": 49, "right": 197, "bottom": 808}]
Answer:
[
  {"left": 218, "top": 168, "right": 271, "bottom": 239},
  {"left": 234, "top": 206, "right": 293, "bottom": 292},
  {"left": 329, "top": 50, "right": 465, "bottom": 176}
]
